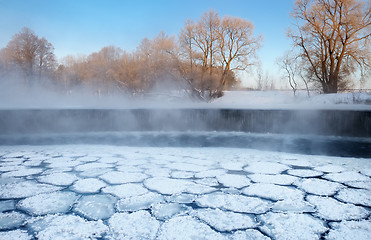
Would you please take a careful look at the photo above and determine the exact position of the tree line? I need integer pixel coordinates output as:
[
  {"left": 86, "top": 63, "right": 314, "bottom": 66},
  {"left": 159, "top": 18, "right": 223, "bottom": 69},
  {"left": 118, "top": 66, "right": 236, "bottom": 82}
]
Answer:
[{"left": 1, "top": 1, "right": 370, "bottom": 101}]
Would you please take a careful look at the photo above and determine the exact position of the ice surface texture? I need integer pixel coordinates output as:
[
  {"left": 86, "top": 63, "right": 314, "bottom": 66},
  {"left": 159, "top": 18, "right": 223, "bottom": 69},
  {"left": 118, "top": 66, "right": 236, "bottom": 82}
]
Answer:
[{"left": 0, "top": 145, "right": 370, "bottom": 239}]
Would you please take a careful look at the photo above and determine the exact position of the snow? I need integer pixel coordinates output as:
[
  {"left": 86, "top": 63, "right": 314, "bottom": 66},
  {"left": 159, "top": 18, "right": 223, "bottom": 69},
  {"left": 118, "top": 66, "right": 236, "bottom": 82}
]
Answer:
[
  {"left": 99, "top": 171, "right": 148, "bottom": 184},
  {"left": 216, "top": 174, "right": 251, "bottom": 188},
  {"left": 108, "top": 211, "right": 160, "bottom": 240},
  {"left": 242, "top": 183, "right": 304, "bottom": 201},
  {"left": 0, "top": 211, "right": 28, "bottom": 230},
  {"left": 0, "top": 229, "right": 31, "bottom": 240},
  {"left": 229, "top": 229, "right": 270, "bottom": 240},
  {"left": 73, "top": 194, "right": 116, "bottom": 220},
  {"left": 0, "top": 181, "right": 61, "bottom": 199},
  {"left": 323, "top": 171, "right": 370, "bottom": 182},
  {"left": 307, "top": 195, "right": 369, "bottom": 221},
  {"left": 295, "top": 178, "right": 343, "bottom": 196},
  {"left": 17, "top": 191, "right": 78, "bottom": 216},
  {"left": 151, "top": 203, "right": 190, "bottom": 220},
  {"left": 102, "top": 183, "right": 148, "bottom": 198},
  {"left": 326, "top": 220, "right": 371, "bottom": 240},
  {"left": 259, "top": 212, "right": 327, "bottom": 240},
  {"left": 157, "top": 216, "right": 224, "bottom": 240},
  {"left": 70, "top": 178, "right": 107, "bottom": 193},
  {"left": 248, "top": 173, "right": 298, "bottom": 185},
  {"left": 38, "top": 172, "right": 78, "bottom": 186},
  {"left": 191, "top": 208, "right": 257, "bottom": 232}
]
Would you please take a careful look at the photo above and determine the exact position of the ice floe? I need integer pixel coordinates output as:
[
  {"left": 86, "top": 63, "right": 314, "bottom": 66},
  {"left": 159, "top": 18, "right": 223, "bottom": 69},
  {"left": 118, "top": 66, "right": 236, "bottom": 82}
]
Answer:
[
  {"left": 216, "top": 174, "right": 251, "bottom": 188},
  {"left": 38, "top": 172, "right": 78, "bottom": 186},
  {"left": 108, "top": 211, "right": 160, "bottom": 239},
  {"left": 196, "top": 192, "right": 271, "bottom": 214},
  {"left": 323, "top": 171, "right": 370, "bottom": 182},
  {"left": 242, "top": 183, "right": 304, "bottom": 201},
  {"left": 326, "top": 220, "right": 371, "bottom": 240},
  {"left": 243, "top": 162, "right": 289, "bottom": 174},
  {"left": 0, "top": 181, "right": 61, "bottom": 199},
  {"left": 248, "top": 173, "right": 298, "bottom": 185},
  {"left": 152, "top": 203, "right": 190, "bottom": 220},
  {"left": 287, "top": 169, "right": 323, "bottom": 177},
  {"left": 70, "top": 178, "right": 107, "bottom": 193},
  {"left": 1, "top": 167, "right": 43, "bottom": 178},
  {"left": 102, "top": 183, "right": 148, "bottom": 198},
  {"left": 295, "top": 178, "right": 343, "bottom": 196},
  {"left": 116, "top": 192, "right": 164, "bottom": 212},
  {"left": 314, "top": 164, "right": 346, "bottom": 173},
  {"left": 73, "top": 194, "right": 116, "bottom": 220},
  {"left": 259, "top": 212, "right": 327, "bottom": 240},
  {"left": 229, "top": 229, "right": 270, "bottom": 240},
  {"left": 0, "top": 211, "right": 28, "bottom": 230},
  {"left": 99, "top": 171, "right": 148, "bottom": 184},
  {"left": 18, "top": 191, "right": 78, "bottom": 215},
  {"left": 307, "top": 195, "right": 369, "bottom": 221},
  {"left": 335, "top": 188, "right": 371, "bottom": 207},
  {"left": 157, "top": 216, "right": 224, "bottom": 240},
  {"left": 192, "top": 208, "right": 257, "bottom": 232},
  {"left": 0, "top": 229, "right": 31, "bottom": 240},
  {"left": 0, "top": 200, "right": 15, "bottom": 212}
]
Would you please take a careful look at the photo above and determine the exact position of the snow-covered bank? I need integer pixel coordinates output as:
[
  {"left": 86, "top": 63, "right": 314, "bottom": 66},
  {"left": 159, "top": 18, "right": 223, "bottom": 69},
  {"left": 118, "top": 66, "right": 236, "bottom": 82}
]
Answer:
[{"left": 0, "top": 145, "right": 370, "bottom": 239}]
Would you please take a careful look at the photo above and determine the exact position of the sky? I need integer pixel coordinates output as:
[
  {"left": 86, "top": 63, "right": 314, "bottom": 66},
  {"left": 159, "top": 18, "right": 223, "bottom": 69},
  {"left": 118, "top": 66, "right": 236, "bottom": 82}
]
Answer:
[{"left": 0, "top": 0, "right": 296, "bottom": 87}]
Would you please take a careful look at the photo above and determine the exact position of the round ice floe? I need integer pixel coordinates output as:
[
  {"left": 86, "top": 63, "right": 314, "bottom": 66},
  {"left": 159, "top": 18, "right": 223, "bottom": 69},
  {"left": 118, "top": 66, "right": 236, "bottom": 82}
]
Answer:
[
  {"left": 116, "top": 192, "right": 164, "bottom": 212},
  {"left": 314, "top": 164, "right": 346, "bottom": 173},
  {"left": 0, "top": 200, "right": 15, "bottom": 212},
  {"left": 219, "top": 161, "right": 245, "bottom": 171},
  {"left": 165, "top": 194, "right": 197, "bottom": 204},
  {"left": 259, "top": 212, "right": 327, "bottom": 240},
  {"left": 343, "top": 181, "right": 371, "bottom": 190},
  {"left": 145, "top": 168, "right": 171, "bottom": 177},
  {"left": 0, "top": 229, "right": 31, "bottom": 240},
  {"left": 229, "top": 229, "right": 270, "bottom": 240},
  {"left": 108, "top": 211, "right": 160, "bottom": 240},
  {"left": 195, "top": 169, "right": 227, "bottom": 178},
  {"left": 327, "top": 220, "right": 371, "bottom": 240},
  {"left": 287, "top": 169, "right": 323, "bottom": 178},
  {"left": 1, "top": 167, "right": 43, "bottom": 178},
  {"left": 196, "top": 192, "right": 271, "bottom": 214},
  {"left": 157, "top": 216, "right": 224, "bottom": 240},
  {"left": 38, "top": 172, "right": 78, "bottom": 186},
  {"left": 144, "top": 177, "right": 215, "bottom": 195},
  {"left": 192, "top": 208, "right": 257, "bottom": 232},
  {"left": 75, "top": 156, "right": 99, "bottom": 163},
  {"left": 74, "top": 162, "right": 112, "bottom": 172},
  {"left": 243, "top": 162, "right": 289, "bottom": 174},
  {"left": 216, "top": 174, "right": 251, "bottom": 188},
  {"left": 0, "top": 181, "right": 61, "bottom": 199},
  {"left": 18, "top": 191, "right": 78, "bottom": 216},
  {"left": 0, "top": 211, "right": 28, "bottom": 230},
  {"left": 152, "top": 203, "right": 190, "bottom": 220},
  {"left": 242, "top": 183, "right": 304, "bottom": 201},
  {"left": 78, "top": 168, "right": 111, "bottom": 178},
  {"left": 335, "top": 188, "right": 371, "bottom": 207},
  {"left": 295, "top": 178, "right": 343, "bottom": 196},
  {"left": 73, "top": 194, "right": 116, "bottom": 220},
  {"left": 170, "top": 171, "right": 194, "bottom": 179},
  {"left": 102, "top": 183, "right": 148, "bottom": 198},
  {"left": 307, "top": 195, "right": 369, "bottom": 221},
  {"left": 248, "top": 174, "right": 298, "bottom": 185},
  {"left": 70, "top": 178, "right": 107, "bottom": 193},
  {"left": 323, "top": 171, "right": 370, "bottom": 183},
  {"left": 33, "top": 214, "right": 108, "bottom": 240},
  {"left": 99, "top": 171, "right": 148, "bottom": 184},
  {"left": 194, "top": 177, "right": 220, "bottom": 187}
]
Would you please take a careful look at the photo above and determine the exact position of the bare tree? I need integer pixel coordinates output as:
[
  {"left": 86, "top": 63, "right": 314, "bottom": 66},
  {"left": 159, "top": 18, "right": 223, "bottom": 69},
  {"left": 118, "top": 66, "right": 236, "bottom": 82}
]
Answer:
[{"left": 289, "top": 0, "right": 371, "bottom": 93}]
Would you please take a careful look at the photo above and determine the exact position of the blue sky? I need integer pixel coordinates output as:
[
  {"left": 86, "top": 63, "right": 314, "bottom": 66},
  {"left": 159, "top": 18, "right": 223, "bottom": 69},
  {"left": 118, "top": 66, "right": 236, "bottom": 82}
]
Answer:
[{"left": 0, "top": 0, "right": 296, "bottom": 86}]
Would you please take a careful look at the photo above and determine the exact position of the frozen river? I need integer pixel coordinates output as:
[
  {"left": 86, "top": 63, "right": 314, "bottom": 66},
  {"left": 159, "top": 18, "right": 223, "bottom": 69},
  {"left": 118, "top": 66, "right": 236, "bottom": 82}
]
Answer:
[{"left": 0, "top": 144, "right": 370, "bottom": 239}]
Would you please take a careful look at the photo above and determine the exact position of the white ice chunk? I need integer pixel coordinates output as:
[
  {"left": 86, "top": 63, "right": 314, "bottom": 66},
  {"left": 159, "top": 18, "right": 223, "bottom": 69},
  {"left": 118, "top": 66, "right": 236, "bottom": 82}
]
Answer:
[
  {"left": 192, "top": 208, "right": 257, "bottom": 232},
  {"left": 102, "top": 183, "right": 148, "bottom": 198},
  {"left": 323, "top": 171, "right": 370, "bottom": 182},
  {"left": 0, "top": 200, "right": 15, "bottom": 212},
  {"left": 99, "top": 171, "right": 148, "bottom": 184},
  {"left": 219, "top": 161, "right": 245, "bottom": 171},
  {"left": 248, "top": 173, "right": 298, "bottom": 185},
  {"left": 165, "top": 193, "right": 197, "bottom": 204},
  {"left": 0, "top": 229, "right": 31, "bottom": 240},
  {"left": 71, "top": 178, "right": 107, "bottom": 193},
  {"left": 327, "top": 220, "right": 371, "bottom": 240},
  {"left": 195, "top": 169, "right": 227, "bottom": 178},
  {"left": 344, "top": 181, "right": 371, "bottom": 190},
  {"left": 314, "top": 164, "right": 346, "bottom": 173},
  {"left": 144, "top": 177, "right": 215, "bottom": 195},
  {"left": 78, "top": 168, "right": 111, "bottom": 177},
  {"left": 38, "top": 172, "right": 78, "bottom": 186},
  {"left": 229, "top": 229, "right": 270, "bottom": 240},
  {"left": 116, "top": 192, "right": 164, "bottom": 212},
  {"left": 307, "top": 195, "right": 369, "bottom": 221},
  {"left": 108, "top": 211, "right": 160, "bottom": 240},
  {"left": 18, "top": 191, "right": 78, "bottom": 215},
  {"left": 196, "top": 192, "right": 271, "bottom": 214},
  {"left": 0, "top": 181, "right": 61, "bottom": 199},
  {"left": 145, "top": 168, "right": 171, "bottom": 177},
  {"left": 74, "top": 194, "right": 116, "bottom": 220},
  {"left": 243, "top": 162, "right": 289, "bottom": 174},
  {"left": 295, "top": 178, "right": 343, "bottom": 196},
  {"left": 157, "top": 216, "right": 224, "bottom": 240},
  {"left": 242, "top": 183, "right": 304, "bottom": 201},
  {"left": 0, "top": 211, "right": 28, "bottom": 230},
  {"left": 168, "top": 162, "right": 209, "bottom": 172},
  {"left": 281, "top": 159, "right": 313, "bottom": 167},
  {"left": 287, "top": 169, "right": 323, "bottom": 177},
  {"left": 336, "top": 188, "right": 371, "bottom": 207},
  {"left": 272, "top": 198, "right": 315, "bottom": 213},
  {"left": 1, "top": 167, "right": 43, "bottom": 178},
  {"left": 360, "top": 168, "right": 371, "bottom": 177},
  {"left": 194, "top": 177, "right": 220, "bottom": 187},
  {"left": 216, "top": 174, "right": 251, "bottom": 188},
  {"left": 170, "top": 171, "right": 194, "bottom": 179},
  {"left": 33, "top": 214, "right": 108, "bottom": 240},
  {"left": 259, "top": 212, "right": 326, "bottom": 240},
  {"left": 74, "top": 162, "right": 112, "bottom": 171},
  {"left": 152, "top": 203, "right": 190, "bottom": 220}
]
